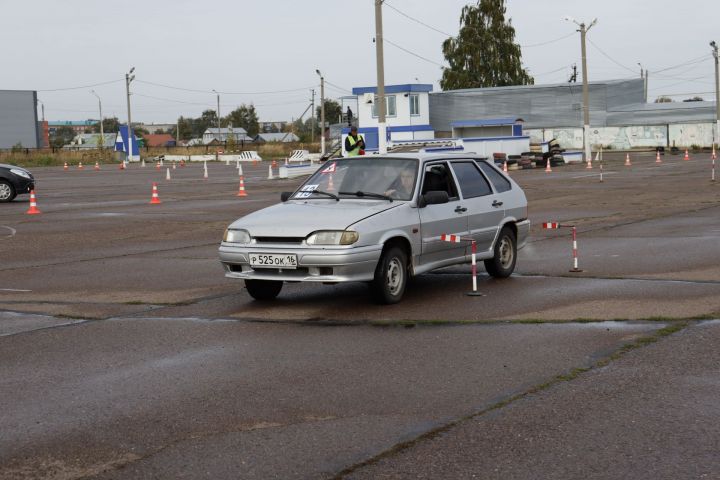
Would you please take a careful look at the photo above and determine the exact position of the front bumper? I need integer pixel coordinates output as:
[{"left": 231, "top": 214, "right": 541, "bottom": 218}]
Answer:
[
  {"left": 219, "top": 243, "right": 383, "bottom": 282},
  {"left": 13, "top": 177, "right": 34, "bottom": 195}
]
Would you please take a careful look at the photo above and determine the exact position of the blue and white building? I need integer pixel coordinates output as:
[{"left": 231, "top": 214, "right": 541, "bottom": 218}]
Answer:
[{"left": 342, "top": 84, "right": 434, "bottom": 155}]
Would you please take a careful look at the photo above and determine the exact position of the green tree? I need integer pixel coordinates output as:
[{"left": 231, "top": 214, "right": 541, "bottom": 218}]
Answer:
[
  {"left": 440, "top": 0, "right": 533, "bottom": 90},
  {"left": 92, "top": 117, "right": 120, "bottom": 134},
  {"left": 223, "top": 104, "right": 259, "bottom": 136},
  {"left": 315, "top": 99, "right": 342, "bottom": 132},
  {"left": 50, "top": 126, "right": 76, "bottom": 148}
]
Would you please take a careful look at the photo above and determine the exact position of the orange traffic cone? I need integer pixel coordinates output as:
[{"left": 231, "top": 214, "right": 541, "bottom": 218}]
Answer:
[
  {"left": 502, "top": 160, "right": 508, "bottom": 173},
  {"left": 237, "top": 176, "right": 248, "bottom": 197},
  {"left": 63, "top": 162, "right": 68, "bottom": 171},
  {"left": 327, "top": 174, "right": 335, "bottom": 191},
  {"left": 272, "top": 159, "right": 277, "bottom": 168},
  {"left": 155, "top": 161, "right": 161, "bottom": 170},
  {"left": 180, "top": 159, "right": 185, "bottom": 167},
  {"left": 94, "top": 161, "right": 100, "bottom": 171},
  {"left": 119, "top": 160, "right": 125, "bottom": 170},
  {"left": 545, "top": 158, "right": 552, "bottom": 173},
  {"left": 253, "top": 158, "right": 258, "bottom": 166},
  {"left": 149, "top": 183, "right": 161, "bottom": 204},
  {"left": 26, "top": 190, "right": 41, "bottom": 214},
  {"left": 78, "top": 162, "right": 84, "bottom": 170},
  {"left": 684, "top": 149, "right": 690, "bottom": 161},
  {"left": 624, "top": 153, "right": 631, "bottom": 166},
  {"left": 656, "top": 151, "right": 662, "bottom": 163}
]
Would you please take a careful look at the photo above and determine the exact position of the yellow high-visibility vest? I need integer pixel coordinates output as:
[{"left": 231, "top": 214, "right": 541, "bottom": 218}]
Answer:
[{"left": 347, "top": 134, "right": 364, "bottom": 156}]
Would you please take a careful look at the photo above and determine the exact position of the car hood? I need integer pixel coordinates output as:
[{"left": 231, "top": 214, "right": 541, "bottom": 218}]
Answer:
[
  {"left": 229, "top": 200, "right": 401, "bottom": 237},
  {"left": 0, "top": 164, "right": 28, "bottom": 172}
]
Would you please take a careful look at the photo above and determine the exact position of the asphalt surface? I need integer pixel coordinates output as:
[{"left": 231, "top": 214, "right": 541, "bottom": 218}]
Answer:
[{"left": 1, "top": 153, "right": 719, "bottom": 478}]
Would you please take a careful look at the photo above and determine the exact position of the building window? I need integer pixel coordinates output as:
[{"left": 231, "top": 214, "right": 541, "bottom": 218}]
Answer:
[
  {"left": 371, "top": 95, "right": 397, "bottom": 117},
  {"left": 409, "top": 94, "right": 420, "bottom": 115}
]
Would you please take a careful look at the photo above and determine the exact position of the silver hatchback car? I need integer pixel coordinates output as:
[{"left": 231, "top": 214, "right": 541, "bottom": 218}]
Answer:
[{"left": 219, "top": 153, "right": 529, "bottom": 304}]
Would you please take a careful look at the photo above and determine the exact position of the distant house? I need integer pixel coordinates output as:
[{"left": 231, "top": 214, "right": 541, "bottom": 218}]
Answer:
[
  {"left": 185, "top": 138, "right": 203, "bottom": 146},
  {"left": 49, "top": 120, "right": 98, "bottom": 135},
  {"left": 253, "top": 132, "right": 300, "bottom": 143},
  {"left": 201, "top": 127, "right": 252, "bottom": 145},
  {"left": 143, "top": 133, "right": 175, "bottom": 147},
  {"left": 63, "top": 133, "right": 116, "bottom": 150}
]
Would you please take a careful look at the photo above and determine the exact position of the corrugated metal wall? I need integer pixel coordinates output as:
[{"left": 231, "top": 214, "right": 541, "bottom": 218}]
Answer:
[
  {"left": 429, "top": 79, "right": 645, "bottom": 133},
  {"left": 0, "top": 90, "right": 39, "bottom": 149}
]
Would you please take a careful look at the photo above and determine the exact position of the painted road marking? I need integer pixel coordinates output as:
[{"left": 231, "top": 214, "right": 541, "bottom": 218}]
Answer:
[
  {"left": 0, "top": 289, "right": 32, "bottom": 292},
  {"left": 1, "top": 226, "right": 16, "bottom": 239}
]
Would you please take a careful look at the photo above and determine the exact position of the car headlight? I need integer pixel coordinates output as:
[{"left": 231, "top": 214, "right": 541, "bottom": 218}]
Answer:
[
  {"left": 223, "top": 228, "right": 251, "bottom": 244},
  {"left": 306, "top": 230, "right": 359, "bottom": 245},
  {"left": 10, "top": 169, "right": 31, "bottom": 179}
]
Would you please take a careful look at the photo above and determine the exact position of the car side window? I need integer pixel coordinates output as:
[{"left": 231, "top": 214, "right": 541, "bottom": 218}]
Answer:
[
  {"left": 477, "top": 161, "right": 512, "bottom": 193},
  {"left": 451, "top": 162, "right": 493, "bottom": 198},
  {"left": 421, "top": 163, "right": 459, "bottom": 200}
]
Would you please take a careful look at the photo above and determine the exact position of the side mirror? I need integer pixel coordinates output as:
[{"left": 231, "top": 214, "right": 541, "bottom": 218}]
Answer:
[
  {"left": 280, "top": 192, "right": 292, "bottom": 202},
  {"left": 420, "top": 190, "right": 449, "bottom": 207}
]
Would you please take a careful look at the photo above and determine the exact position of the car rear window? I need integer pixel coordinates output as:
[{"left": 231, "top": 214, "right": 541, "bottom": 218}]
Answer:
[
  {"left": 478, "top": 161, "right": 512, "bottom": 193},
  {"left": 451, "top": 162, "right": 492, "bottom": 198}
]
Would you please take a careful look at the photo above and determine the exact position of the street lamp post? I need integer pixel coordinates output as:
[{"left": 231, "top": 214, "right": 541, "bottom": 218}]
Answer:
[
  {"left": 565, "top": 16, "right": 597, "bottom": 163},
  {"left": 90, "top": 90, "right": 104, "bottom": 150},
  {"left": 316, "top": 70, "right": 325, "bottom": 157},
  {"left": 213, "top": 89, "right": 221, "bottom": 142},
  {"left": 711, "top": 41, "right": 719, "bottom": 149},
  {"left": 125, "top": 67, "right": 135, "bottom": 162}
]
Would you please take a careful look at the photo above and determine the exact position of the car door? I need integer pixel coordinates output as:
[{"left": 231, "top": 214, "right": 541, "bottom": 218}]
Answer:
[
  {"left": 449, "top": 160, "right": 504, "bottom": 253},
  {"left": 417, "top": 162, "right": 469, "bottom": 267}
]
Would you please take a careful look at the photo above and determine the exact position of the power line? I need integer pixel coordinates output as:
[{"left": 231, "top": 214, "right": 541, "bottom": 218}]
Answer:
[
  {"left": 385, "top": 38, "right": 445, "bottom": 68},
  {"left": 37, "top": 79, "right": 124, "bottom": 92},
  {"left": 324, "top": 80, "right": 352, "bottom": 94},
  {"left": 520, "top": 32, "right": 576, "bottom": 48},
  {"left": 134, "top": 79, "right": 315, "bottom": 95},
  {"left": 384, "top": 1, "right": 452, "bottom": 37},
  {"left": 531, "top": 64, "right": 573, "bottom": 76},
  {"left": 651, "top": 54, "right": 709, "bottom": 74},
  {"left": 586, "top": 39, "right": 638, "bottom": 74}
]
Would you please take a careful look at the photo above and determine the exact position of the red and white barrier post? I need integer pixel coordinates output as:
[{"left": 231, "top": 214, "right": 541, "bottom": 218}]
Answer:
[
  {"left": 440, "top": 233, "right": 483, "bottom": 296},
  {"left": 712, "top": 144, "right": 716, "bottom": 182},
  {"left": 542, "top": 222, "right": 583, "bottom": 273}
]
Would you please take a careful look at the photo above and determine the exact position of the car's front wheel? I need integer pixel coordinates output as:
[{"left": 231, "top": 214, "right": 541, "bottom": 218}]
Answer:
[
  {"left": 245, "top": 279, "right": 283, "bottom": 301},
  {"left": 0, "top": 180, "right": 16, "bottom": 203},
  {"left": 484, "top": 226, "right": 517, "bottom": 278},
  {"left": 371, "top": 245, "right": 408, "bottom": 304}
]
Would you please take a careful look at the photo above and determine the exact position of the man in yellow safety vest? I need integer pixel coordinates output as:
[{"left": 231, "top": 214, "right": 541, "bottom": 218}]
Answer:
[{"left": 345, "top": 126, "right": 365, "bottom": 157}]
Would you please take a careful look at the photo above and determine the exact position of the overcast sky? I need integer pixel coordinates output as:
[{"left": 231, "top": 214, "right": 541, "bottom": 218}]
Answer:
[{"left": 2, "top": 0, "right": 717, "bottom": 125}]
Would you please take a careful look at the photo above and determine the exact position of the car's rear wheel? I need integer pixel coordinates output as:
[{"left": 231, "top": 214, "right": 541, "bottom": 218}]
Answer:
[
  {"left": 245, "top": 279, "right": 283, "bottom": 301},
  {"left": 371, "top": 245, "right": 408, "bottom": 304},
  {"left": 0, "top": 180, "right": 16, "bottom": 203},
  {"left": 484, "top": 226, "right": 517, "bottom": 278}
]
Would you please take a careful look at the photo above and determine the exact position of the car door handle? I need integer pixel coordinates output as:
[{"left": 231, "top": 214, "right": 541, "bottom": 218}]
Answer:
[
  {"left": 492, "top": 200, "right": 503, "bottom": 207},
  {"left": 454, "top": 206, "right": 467, "bottom": 213}
]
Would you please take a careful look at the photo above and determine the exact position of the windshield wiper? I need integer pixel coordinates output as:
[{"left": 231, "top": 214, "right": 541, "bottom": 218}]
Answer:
[
  {"left": 301, "top": 190, "right": 339, "bottom": 201},
  {"left": 339, "top": 191, "right": 393, "bottom": 202}
]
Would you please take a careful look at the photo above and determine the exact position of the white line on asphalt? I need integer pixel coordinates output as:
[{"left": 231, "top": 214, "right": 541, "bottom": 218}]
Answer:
[
  {"left": 0, "top": 226, "right": 16, "bottom": 239},
  {"left": 0, "top": 289, "right": 32, "bottom": 292},
  {"left": 571, "top": 172, "right": 619, "bottom": 179}
]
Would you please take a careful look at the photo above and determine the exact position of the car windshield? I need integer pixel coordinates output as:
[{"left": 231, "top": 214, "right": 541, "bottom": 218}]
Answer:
[{"left": 294, "top": 158, "right": 418, "bottom": 201}]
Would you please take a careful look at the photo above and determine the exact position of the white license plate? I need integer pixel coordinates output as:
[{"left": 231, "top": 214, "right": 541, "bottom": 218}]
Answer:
[{"left": 249, "top": 253, "right": 298, "bottom": 269}]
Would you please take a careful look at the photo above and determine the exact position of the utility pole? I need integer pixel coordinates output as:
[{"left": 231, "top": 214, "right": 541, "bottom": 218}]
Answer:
[
  {"left": 177, "top": 118, "right": 181, "bottom": 147},
  {"left": 90, "top": 90, "right": 104, "bottom": 150},
  {"left": 125, "top": 67, "right": 135, "bottom": 162},
  {"left": 565, "top": 16, "right": 597, "bottom": 163},
  {"left": 712, "top": 41, "right": 719, "bottom": 148},
  {"left": 375, "top": 0, "right": 387, "bottom": 154},
  {"left": 213, "top": 89, "right": 221, "bottom": 141},
  {"left": 644, "top": 69, "right": 649, "bottom": 103},
  {"left": 316, "top": 70, "right": 325, "bottom": 156},
  {"left": 310, "top": 89, "right": 316, "bottom": 144}
]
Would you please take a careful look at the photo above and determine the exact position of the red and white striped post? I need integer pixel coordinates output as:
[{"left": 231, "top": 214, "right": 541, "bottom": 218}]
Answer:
[
  {"left": 440, "top": 234, "right": 483, "bottom": 296},
  {"left": 542, "top": 222, "right": 583, "bottom": 273},
  {"left": 712, "top": 144, "right": 716, "bottom": 182}
]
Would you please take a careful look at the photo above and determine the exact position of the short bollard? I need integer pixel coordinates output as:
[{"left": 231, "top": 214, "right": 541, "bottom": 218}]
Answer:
[
  {"left": 440, "top": 234, "right": 484, "bottom": 296},
  {"left": 542, "top": 223, "right": 583, "bottom": 273}
]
